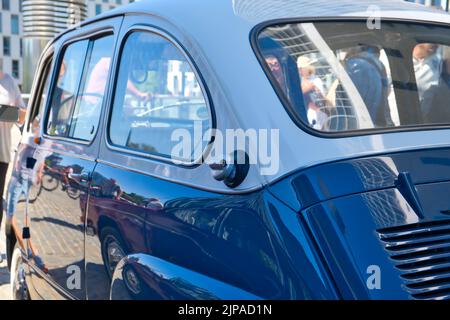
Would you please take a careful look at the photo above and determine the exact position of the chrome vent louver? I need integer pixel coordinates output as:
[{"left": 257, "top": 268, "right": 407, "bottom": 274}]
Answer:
[{"left": 378, "top": 219, "right": 450, "bottom": 300}]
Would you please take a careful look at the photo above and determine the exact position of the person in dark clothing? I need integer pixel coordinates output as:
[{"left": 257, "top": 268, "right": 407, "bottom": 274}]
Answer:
[{"left": 345, "top": 46, "right": 394, "bottom": 128}]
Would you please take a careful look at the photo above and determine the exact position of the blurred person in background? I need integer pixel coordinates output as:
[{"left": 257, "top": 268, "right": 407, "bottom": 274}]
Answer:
[
  {"left": 0, "top": 71, "right": 26, "bottom": 262},
  {"left": 297, "top": 55, "right": 329, "bottom": 130},
  {"left": 421, "top": 47, "right": 450, "bottom": 123},
  {"left": 344, "top": 45, "right": 394, "bottom": 127},
  {"left": 265, "top": 55, "right": 286, "bottom": 93},
  {"left": 297, "top": 56, "right": 326, "bottom": 95},
  {"left": 413, "top": 43, "right": 441, "bottom": 102}
]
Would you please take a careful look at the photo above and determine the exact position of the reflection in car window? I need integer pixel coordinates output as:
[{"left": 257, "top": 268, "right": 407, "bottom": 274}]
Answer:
[
  {"left": 257, "top": 21, "right": 450, "bottom": 134},
  {"left": 46, "top": 35, "right": 114, "bottom": 141},
  {"left": 70, "top": 36, "right": 115, "bottom": 141},
  {"left": 109, "top": 31, "right": 211, "bottom": 163},
  {"left": 47, "top": 40, "right": 88, "bottom": 137}
]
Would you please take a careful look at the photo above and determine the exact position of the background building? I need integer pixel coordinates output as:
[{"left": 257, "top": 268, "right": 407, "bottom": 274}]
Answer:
[
  {"left": 0, "top": 0, "right": 24, "bottom": 87},
  {"left": 0, "top": 0, "right": 134, "bottom": 91},
  {"left": 87, "top": 0, "right": 135, "bottom": 17}
]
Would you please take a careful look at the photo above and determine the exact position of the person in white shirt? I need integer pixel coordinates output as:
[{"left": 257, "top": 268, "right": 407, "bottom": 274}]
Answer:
[
  {"left": 413, "top": 43, "right": 441, "bottom": 102},
  {"left": 0, "top": 72, "right": 26, "bottom": 262}
]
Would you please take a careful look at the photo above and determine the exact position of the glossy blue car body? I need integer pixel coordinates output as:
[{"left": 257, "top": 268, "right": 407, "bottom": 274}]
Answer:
[{"left": 5, "top": 0, "right": 450, "bottom": 300}]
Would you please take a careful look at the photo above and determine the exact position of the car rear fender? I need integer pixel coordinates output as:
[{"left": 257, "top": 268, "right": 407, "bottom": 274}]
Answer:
[{"left": 110, "top": 254, "right": 262, "bottom": 300}]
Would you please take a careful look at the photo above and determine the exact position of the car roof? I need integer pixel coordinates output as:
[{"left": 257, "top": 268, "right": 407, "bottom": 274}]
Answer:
[
  {"left": 52, "top": 0, "right": 450, "bottom": 48},
  {"left": 84, "top": 0, "right": 449, "bottom": 27}
]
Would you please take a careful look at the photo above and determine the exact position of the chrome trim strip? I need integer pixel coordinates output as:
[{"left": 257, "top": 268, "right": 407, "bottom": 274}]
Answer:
[
  {"left": 36, "top": 145, "right": 96, "bottom": 162},
  {"left": 95, "top": 158, "right": 263, "bottom": 195},
  {"left": 24, "top": 257, "right": 78, "bottom": 300}
]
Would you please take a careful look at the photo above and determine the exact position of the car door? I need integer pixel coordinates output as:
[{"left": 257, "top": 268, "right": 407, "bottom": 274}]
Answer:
[
  {"left": 84, "top": 18, "right": 217, "bottom": 299},
  {"left": 17, "top": 18, "right": 122, "bottom": 300}
]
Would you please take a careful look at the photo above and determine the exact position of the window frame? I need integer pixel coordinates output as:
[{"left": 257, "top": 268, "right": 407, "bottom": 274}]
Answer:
[
  {"left": 105, "top": 26, "right": 215, "bottom": 166},
  {"left": 11, "top": 59, "right": 19, "bottom": 79},
  {"left": 11, "top": 14, "right": 19, "bottom": 35},
  {"left": 251, "top": 17, "right": 450, "bottom": 139},
  {"left": 27, "top": 52, "right": 54, "bottom": 133},
  {"left": 3, "top": 36, "right": 10, "bottom": 56},
  {"left": 43, "top": 29, "right": 115, "bottom": 146}
]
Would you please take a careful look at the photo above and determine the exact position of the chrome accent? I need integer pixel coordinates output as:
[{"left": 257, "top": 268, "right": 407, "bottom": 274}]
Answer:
[
  {"left": 35, "top": 145, "right": 96, "bottom": 162},
  {"left": 210, "top": 160, "right": 236, "bottom": 182},
  {"left": 12, "top": 257, "right": 28, "bottom": 300},
  {"left": 379, "top": 219, "right": 450, "bottom": 300},
  {"left": 105, "top": 237, "right": 126, "bottom": 276},
  {"left": 27, "top": 259, "right": 77, "bottom": 300},
  {"left": 95, "top": 158, "right": 263, "bottom": 195}
]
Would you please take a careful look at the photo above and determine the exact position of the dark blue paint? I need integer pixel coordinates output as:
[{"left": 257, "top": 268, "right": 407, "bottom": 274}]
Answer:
[
  {"left": 269, "top": 147, "right": 450, "bottom": 211},
  {"left": 303, "top": 190, "right": 411, "bottom": 299},
  {"left": 395, "top": 172, "right": 425, "bottom": 219},
  {"left": 85, "top": 163, "right": 336, "bottom": 299},
  {"left": 269, "top": 147, "right": 450, "bottom": 299}
]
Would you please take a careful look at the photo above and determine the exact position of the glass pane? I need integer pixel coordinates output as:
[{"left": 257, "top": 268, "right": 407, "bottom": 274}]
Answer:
[
  {"left": 109, "top": 32, "right": 210, "bottom": 163},
  {"left": 69, "top": 35, "right": 115, "bottom": 141},
  {"left": 257, "top": 21, "right": 450, "bottom": 134},
  {"left": 31, "top": 59, "right": 52, "bottom": 134},
  {"left": 47, "top": 40, "right": 89, "bottom": 137}
]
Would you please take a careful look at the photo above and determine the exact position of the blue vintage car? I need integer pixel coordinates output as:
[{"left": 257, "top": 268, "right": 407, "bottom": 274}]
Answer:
[{"left": 4, "top": 0, "right": 450, "bottom": 300}]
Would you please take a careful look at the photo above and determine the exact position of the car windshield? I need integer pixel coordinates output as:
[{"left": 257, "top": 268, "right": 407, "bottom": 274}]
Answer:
[{"left": 256, "top": 21, "right": 450, "bottom": 134}]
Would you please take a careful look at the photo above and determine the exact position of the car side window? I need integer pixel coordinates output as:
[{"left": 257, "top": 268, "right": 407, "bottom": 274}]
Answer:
[
  {"left": 46, "top": 35, "right": 115, "bottom": 141},
  {"left": 109, "top": 31, "right": 211, "bottom": 163}
]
